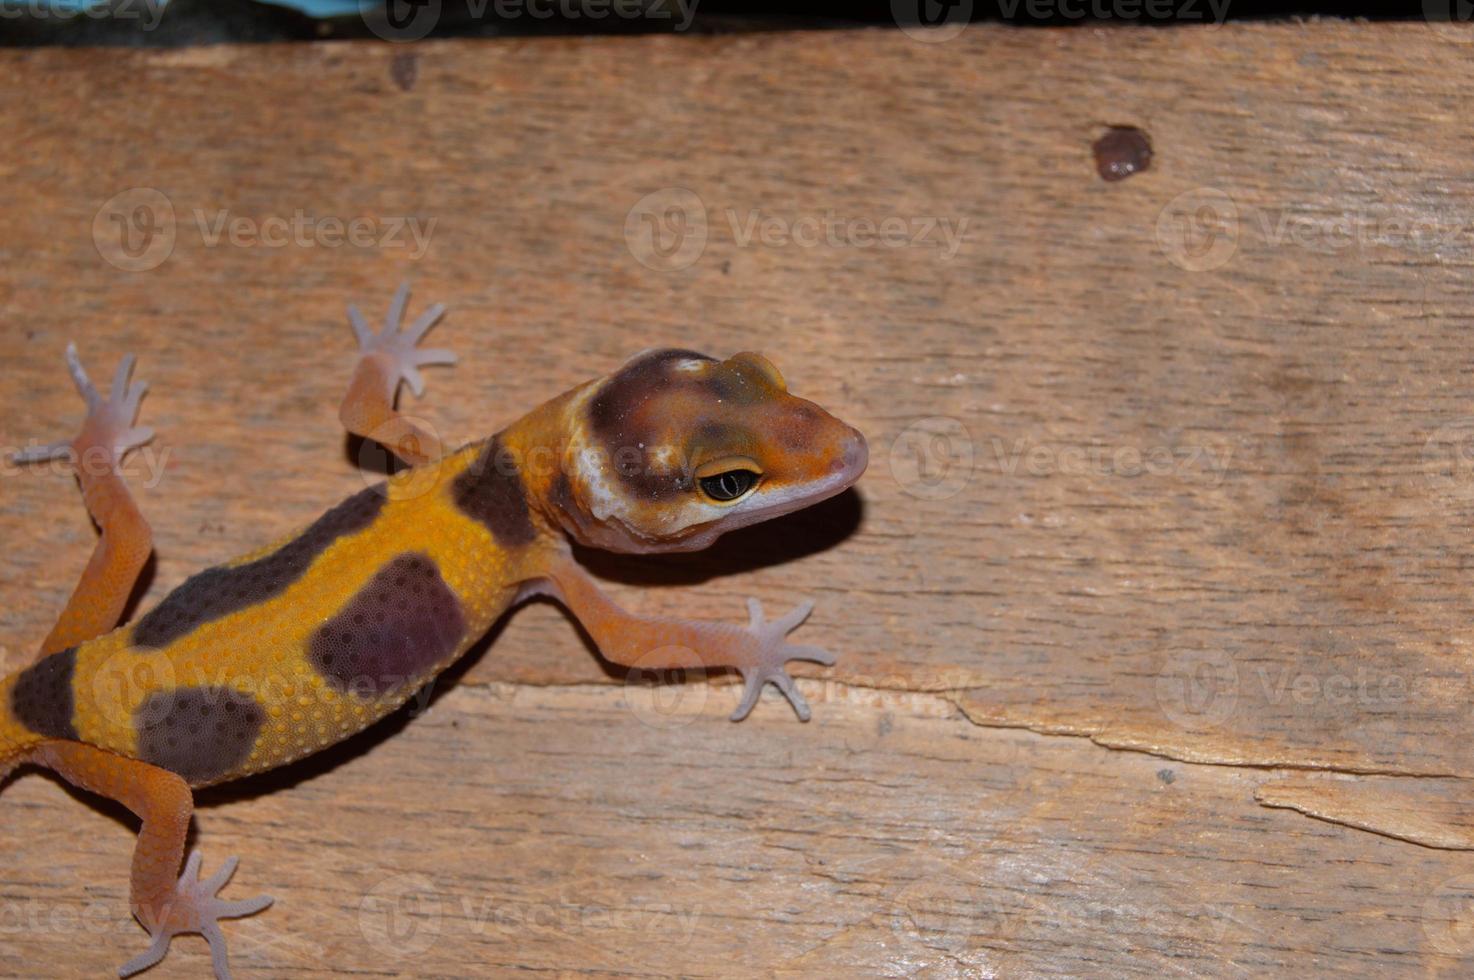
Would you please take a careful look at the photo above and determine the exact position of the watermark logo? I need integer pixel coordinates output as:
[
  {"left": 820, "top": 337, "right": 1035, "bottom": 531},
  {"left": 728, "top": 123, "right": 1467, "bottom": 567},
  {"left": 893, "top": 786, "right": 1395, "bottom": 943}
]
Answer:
[
  {"left": 359, "top": 873, "right": 443, "bottom": 957},
  {"left": 354, "top": 415, "right": 449, "bottom": 500},
  {"left": 1156, "top": 188, "right": 1239, "bottom": 272},
  {"left": 1422, "top": 416, "right": 1474, "bottom": 493},
  {"left": 891, "top": 0, "right": 973, "bottom": 41},
  {"left": 889, "top": 417, "right": 975, "bottom": 500},
  {"left": 93, "top": 187, "right": 177, "bottom": 273},
  {"left": 92, "top": 188, "right": 436, "bottom": 271},
  {"left": 1424, "top": 874, "right": 1474, "bottom": 954},
  {"left": 625, "top": 188, "right": 709, "bottom": 272},
  {"left": 622, "top": 645, "right": 710, "bottom": 730},
  {"left": 624, "top": 188, "right": 969, "bottom": 271},
  {"left": 363, "top": 0, "right": 443, "bottom": 41},
  {"left": 1423, "top": 0, "right": 1474, "bottom": 42},
  {"left": 1155, "top": 650, "right": 1239, "bottom": 729},
  {"left": 89, "top": 650, "right": 178, "bottom": 726},
  {"left": 1162, "top": 661, "right": 1418, "bottom": 725},
  {"left": 1158, "top": 187, "right": 1470, "bottom": 271},
  {"left": 889, "top": 857, "right": 1001, "bottom": 954}
]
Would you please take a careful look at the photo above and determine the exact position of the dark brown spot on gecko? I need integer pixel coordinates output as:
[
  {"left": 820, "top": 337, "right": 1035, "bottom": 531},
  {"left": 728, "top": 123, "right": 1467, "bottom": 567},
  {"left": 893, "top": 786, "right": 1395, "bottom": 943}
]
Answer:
[
  {"left": 452, "top": 437, "right": 538, "bottom": 547},
  {"left": 588, "top": 349, "right": 713, "bottom": 439},
  {"left": 10, "top": 646, "right": 78, "bottom": 740},
  {"left": 1093, "top": 126, "right": 1152, "bottom": 182},
  {"left": 589, "top": 350, "right": 713, "bottom": 502},
  {"left": 135, "top": 687, "right": 264, "bottom": 786},
  {"left": 309, "top": 552, "right": 467, "bottom": 697},
  {"left": 132, "top": 484, "right": 387, "bottom": 648}
]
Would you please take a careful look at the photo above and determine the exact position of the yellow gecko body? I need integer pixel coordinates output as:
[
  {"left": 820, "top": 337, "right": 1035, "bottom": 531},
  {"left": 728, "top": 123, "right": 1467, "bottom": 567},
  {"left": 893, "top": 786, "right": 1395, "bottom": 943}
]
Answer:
[
  {"left": 0, "top": 286, "right": 867, "bottom": 978},
  {"left": 1, "top": 444, "right": 536, "bottom": 786}
]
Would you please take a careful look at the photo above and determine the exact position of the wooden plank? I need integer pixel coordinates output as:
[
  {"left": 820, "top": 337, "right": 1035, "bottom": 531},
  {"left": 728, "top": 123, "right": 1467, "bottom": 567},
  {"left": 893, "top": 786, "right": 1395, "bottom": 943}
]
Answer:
[
  {"left": 2, "top": 22, "right": 1474, "bottom": 976},
  {"left": 7, "top": 684, "right": 1474, "bottom": 977}
]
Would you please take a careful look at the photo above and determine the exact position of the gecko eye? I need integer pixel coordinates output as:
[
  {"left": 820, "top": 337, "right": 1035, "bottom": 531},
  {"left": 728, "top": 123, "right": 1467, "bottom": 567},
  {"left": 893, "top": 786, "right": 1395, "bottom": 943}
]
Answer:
[{"left": 699, "top": 469, "right": 759, "bottom": 502}]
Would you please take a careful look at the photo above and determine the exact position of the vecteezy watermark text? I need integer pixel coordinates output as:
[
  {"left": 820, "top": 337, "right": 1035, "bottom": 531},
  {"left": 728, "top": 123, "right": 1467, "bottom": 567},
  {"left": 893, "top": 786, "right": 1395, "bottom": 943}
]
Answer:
[
  {"left": 193, "top": 210, "right": 434, "bottom": 256},
  {"left": 624, "top": 188, "right": 969, "bottom": 272},
  {"left": 992, "top": 437, "right": 1233, "bottom": 484},
  {"left": 0, "top": 0, "right": 165, "bottom": 30},
  {"left": 727, "top": 209, "right": 968, "bottom": 259},
  {"left": 93, "top": 188, "right": 437, "bottom": 272},
  {"left": 1156, "top": 187, "right": 1471, "bottom": 272},
  {"left": 3, "top": 442, "right": 170, "bottom": 489},
  {"left": 888, "top": 0, "right": 1227, "bottom": 42},
  {"left": 362, "top": 0, "right": 699, "bottom": 41}
]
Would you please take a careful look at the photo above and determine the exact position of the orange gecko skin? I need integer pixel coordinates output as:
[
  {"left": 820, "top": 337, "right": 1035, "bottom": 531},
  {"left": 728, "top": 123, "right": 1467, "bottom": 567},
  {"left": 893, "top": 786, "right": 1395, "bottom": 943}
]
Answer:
[{"left": 0, "top": 288, "right": 867, "bottom": 980}]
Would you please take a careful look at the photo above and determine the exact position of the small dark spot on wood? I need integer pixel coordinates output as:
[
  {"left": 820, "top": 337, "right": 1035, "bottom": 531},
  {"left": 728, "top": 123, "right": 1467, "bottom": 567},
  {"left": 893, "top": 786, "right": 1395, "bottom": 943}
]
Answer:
[
  {"left": 1157, "top": 768, "right": 1176, "bottom": 784},
  {"left": 1093, "top": 126, "right": 1152, "bottom": 182},
  {"left": 391, "top": 52, "right": 418, "bottom": 92}
]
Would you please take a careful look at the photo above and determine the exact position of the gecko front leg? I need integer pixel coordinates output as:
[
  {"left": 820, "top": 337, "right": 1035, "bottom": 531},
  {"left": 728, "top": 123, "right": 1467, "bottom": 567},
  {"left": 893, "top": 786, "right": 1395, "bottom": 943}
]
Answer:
[
  {"left": 542, "top": 553, "right": 836, "bottom": 721},
  {"left": 340, "top": 282, "right": 458, "bottom": 467},
  {"left": 10, "top": 344, "right": 154, "bottom": 659}
]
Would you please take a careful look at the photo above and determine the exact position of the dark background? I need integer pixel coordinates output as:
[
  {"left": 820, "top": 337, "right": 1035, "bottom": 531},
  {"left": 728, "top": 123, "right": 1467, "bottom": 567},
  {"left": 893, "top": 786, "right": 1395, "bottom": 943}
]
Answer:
[{"left": 0, "top": 0, "right": 1448, "bottom": 47}]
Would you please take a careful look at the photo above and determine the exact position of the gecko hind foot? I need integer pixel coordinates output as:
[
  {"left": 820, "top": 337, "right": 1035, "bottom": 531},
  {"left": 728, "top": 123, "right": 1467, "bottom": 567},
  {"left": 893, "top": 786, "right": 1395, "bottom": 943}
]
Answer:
[
  {"left": 11, "top": 343, "right": 153, "bottom": 468},
  {"left": 347, "top": 281, "right": 457, "bottom": 398},
  {"left": 730, "top": 598, "right": 837, "bottom": 723},
  {"left": 120, "top": 852, "right": 274, "bottom": 980}
]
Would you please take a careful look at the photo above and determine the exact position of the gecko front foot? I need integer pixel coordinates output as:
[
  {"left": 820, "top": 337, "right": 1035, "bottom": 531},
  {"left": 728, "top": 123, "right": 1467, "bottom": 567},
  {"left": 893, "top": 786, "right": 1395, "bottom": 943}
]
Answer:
[
  {"left": 730, "top": 598, "right": 837, "bottom": 723},
  {"left": 121, "top": 852, "right": 274, "bottom": 980},
  {"left": 11, "top": 343, "right": 153, "bottom": 470},
  {"left": 347, "top": 281, "right": 457, "bottom": 398}
]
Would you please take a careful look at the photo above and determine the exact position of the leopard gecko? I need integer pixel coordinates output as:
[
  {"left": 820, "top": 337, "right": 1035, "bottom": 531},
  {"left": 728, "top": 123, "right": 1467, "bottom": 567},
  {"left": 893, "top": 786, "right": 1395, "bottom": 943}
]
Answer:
[{"left": 0, "top": 284, "right": 868, "bottom": 978}]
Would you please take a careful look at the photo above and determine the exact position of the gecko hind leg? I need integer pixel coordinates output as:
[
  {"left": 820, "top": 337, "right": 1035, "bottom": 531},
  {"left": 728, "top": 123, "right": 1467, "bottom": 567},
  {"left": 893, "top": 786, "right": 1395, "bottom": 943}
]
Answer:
[
  {"left": 28, "top": 741, "right": 272, "bottom": 980},
  {"left": 10, "top": 343, "right": 155, "bottom": 660},
  {"left": 119, "top": 852, "right": 275, "bottom": 980}
]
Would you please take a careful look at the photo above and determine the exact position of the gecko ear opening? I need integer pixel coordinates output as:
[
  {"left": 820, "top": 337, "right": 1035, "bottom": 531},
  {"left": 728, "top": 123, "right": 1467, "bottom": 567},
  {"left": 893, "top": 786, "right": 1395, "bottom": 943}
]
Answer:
[{"left": 727, "top": 352, "right": 787, "bottom": 392}]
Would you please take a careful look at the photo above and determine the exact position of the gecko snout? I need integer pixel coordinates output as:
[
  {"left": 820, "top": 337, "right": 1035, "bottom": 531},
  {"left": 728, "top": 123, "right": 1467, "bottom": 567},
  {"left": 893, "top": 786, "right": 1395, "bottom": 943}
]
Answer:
[{"left": 831, "top": 427, "right": 869, "bottom": 484}]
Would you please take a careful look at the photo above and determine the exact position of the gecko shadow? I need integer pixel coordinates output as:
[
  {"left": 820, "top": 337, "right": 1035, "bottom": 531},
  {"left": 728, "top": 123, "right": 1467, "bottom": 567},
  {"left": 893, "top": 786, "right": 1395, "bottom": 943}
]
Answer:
[{"left": 572, "top": 484, "right": 864, "bottom": 587}]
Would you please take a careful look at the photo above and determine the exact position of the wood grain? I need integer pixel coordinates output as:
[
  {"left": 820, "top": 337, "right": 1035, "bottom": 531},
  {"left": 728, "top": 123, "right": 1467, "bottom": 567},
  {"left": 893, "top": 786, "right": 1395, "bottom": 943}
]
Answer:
[{"left": 3, "top": 22, "right": 1474, "bottom": 976}]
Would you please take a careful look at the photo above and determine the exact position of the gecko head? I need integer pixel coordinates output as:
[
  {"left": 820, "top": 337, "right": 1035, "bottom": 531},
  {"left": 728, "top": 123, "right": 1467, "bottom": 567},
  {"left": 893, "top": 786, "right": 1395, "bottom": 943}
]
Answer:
[{"left": 552, "top": 348, "right": 867, "bottom": 554}]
